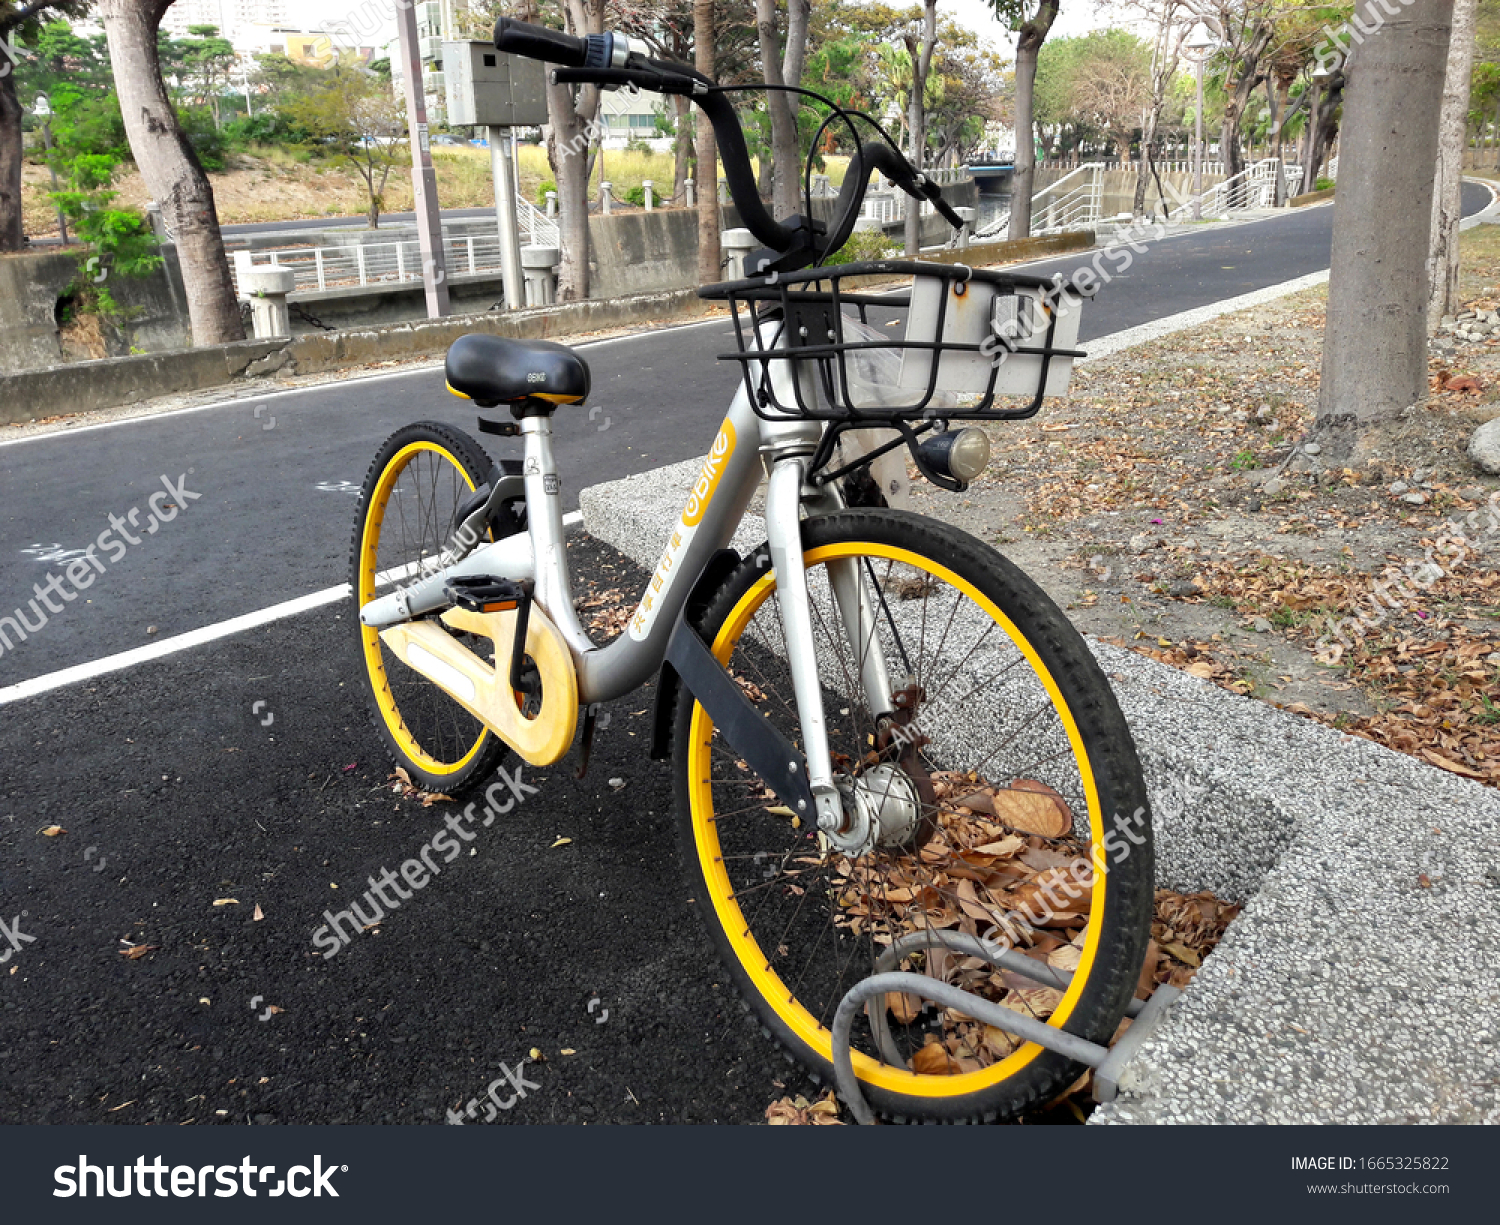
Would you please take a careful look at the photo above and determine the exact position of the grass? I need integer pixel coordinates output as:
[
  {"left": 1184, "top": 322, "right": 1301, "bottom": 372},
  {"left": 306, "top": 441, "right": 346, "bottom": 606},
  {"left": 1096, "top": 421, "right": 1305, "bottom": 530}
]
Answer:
[{"left": 18, "top": 141, "right": 869, "bottom": 235}]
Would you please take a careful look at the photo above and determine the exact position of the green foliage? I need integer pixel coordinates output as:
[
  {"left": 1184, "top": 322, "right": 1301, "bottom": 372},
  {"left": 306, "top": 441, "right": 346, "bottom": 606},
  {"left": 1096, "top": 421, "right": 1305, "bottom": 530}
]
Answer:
[
  {"left": 178, "top": 104, "right": 230, "bottom": 171},
  {"left": 823, "top": 227, "right": 899, "bottom": 266},
  {"left": 41, "top": 84, "right": 128, "bottom": 163},
  {"left": 1314, "top": 177, "right": 1334, "bottom": 191},
  {"left": 48, "top": 149, "right": 161, "bottom": 322},
  {"left": 622, "top": 184, "right": 647, "bottom": 206},
  {"left": 1229, "top": 449, "right": 1259, "bottom": 472},
  {"left": 536, "top": 178, "right": 557, "bottom": 208}
]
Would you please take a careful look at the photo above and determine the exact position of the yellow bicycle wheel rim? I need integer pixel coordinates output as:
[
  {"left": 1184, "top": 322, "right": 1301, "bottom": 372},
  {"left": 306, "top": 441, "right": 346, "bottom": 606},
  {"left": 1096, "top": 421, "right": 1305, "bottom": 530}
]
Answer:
[
  {"left": 686, "top": 541, "right": 1107, "bottom": 1099},
  {"left": 357, "top": 440, "right": 489, "bottom": 776}
]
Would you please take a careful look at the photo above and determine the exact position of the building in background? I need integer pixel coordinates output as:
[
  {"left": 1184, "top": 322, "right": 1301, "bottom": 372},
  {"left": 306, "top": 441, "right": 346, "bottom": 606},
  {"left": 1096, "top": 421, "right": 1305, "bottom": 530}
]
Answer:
[{"left": 160, "top": 0, "right": 289, "bottom": 40}]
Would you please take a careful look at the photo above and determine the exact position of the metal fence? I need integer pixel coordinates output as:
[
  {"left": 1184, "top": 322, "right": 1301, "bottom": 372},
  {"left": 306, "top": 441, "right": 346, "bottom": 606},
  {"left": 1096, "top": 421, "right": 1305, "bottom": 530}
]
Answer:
[{"left": 231, "top": 231, "right": 512, "bottom": 296}]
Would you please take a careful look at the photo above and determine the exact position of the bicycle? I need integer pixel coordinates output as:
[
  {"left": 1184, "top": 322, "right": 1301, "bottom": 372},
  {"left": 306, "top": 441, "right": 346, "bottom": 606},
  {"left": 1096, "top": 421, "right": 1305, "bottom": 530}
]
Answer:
[{"left": 349, "top": 18, "right": 1155, "bottom": 1123}]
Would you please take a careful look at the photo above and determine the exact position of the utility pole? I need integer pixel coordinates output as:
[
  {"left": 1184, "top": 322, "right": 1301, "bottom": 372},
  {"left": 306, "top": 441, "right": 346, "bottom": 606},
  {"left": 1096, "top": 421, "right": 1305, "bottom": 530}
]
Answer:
[
  {"left": 395, "top": 0, "right": 449, "bottom": 318},
  {"left": 488, "top": 125, "right": 523, "bottom": 310}
]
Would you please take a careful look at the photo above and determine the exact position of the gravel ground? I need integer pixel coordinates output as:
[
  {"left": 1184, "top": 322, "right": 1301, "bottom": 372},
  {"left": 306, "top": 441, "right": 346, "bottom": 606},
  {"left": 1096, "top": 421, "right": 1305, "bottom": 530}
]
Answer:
[{"left": 580, "top": 338, "right": 1500, "bottom": 1123}]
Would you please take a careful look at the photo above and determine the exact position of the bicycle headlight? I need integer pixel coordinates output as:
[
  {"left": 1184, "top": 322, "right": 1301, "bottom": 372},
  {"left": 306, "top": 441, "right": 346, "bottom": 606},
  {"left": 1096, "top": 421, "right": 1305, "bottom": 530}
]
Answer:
[{"left": 919, "top": 428, "right": 991, "bottom": 487}]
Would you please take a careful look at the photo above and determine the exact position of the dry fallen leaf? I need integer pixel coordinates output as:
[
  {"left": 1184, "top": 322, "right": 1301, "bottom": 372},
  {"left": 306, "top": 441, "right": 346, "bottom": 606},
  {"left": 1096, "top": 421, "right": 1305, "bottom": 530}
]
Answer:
[
  {"left": 550, "top": 837, "right": 573, "bottom": 848},
  {"left": 765, "top": 1091, "right": 842, "bottom": 1124},
  {"left": 39, "top": 825, "right": 66, "bottom": 837},
  {"left": 212, "top": 898, "right": 239, "bottom": 907},
  {"left": 910, "top": 1040, "right": 961, "bottom": 1076},
  {"left": 560, "top": 1048, "right": 577, "bottom": 1056},
  {"left": 252, "top": 904, "right": 265, "bottom": 922},
  {"left": 119, "top": 943, "right": 157, "bottom": 960},
  {"left": 991, "top": 780, "right": 1072, "bottom": 838}
]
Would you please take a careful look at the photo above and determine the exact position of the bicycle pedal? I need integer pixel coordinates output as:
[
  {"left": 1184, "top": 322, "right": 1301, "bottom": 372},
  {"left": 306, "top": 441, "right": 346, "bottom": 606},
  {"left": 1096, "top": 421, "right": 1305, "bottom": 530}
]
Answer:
[{"left": 443, "top": 575, "right": 531, "bottom": 614}]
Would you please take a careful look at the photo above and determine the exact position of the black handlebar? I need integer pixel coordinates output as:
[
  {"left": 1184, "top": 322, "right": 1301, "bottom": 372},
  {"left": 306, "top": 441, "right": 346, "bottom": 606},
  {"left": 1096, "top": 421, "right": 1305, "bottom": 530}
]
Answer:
[
  {"left": 496, "top": 18, "right": 964, "bottom": 271},
  {"left": 493, "top": 17, "right": 590, "bottom": 67}
]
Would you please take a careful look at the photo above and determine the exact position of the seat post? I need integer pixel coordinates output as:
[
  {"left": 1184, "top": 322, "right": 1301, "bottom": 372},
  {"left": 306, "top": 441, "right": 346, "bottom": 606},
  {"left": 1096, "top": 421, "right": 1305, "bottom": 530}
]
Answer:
[{"left": 520, "top": 415, "right": 593, "bottom": 657}]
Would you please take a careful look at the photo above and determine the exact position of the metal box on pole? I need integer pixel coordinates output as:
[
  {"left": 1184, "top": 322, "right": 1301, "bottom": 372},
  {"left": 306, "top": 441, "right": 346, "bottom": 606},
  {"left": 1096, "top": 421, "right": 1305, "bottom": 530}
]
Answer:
[{"left": 442, "top": 42, "right": 548, "bottom": 128}]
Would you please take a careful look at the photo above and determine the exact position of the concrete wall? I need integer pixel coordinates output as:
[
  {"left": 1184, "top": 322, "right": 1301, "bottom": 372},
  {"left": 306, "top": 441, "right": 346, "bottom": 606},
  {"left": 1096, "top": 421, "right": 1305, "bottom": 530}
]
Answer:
[
  {"left": 588, "top": 208, "right": 701, "bottom": 299},
  {"left": 0, "top": 227, "right": 1094, "bottom": 426},
  {"left": 0, "top": 249, "right": 191, "bottom": 375}
]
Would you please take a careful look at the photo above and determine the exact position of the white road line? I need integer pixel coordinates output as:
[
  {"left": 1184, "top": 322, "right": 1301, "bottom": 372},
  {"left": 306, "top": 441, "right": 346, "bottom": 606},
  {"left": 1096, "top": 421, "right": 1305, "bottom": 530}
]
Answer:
[
  {"left": 0, "top": 586, "right": 347, "bottom": 706},
  {"left": 0, "top": 509, "right": 584, "bottom": 705},
  {"left": 11, "top": 192, "right": 1493, "bottom": 704}
]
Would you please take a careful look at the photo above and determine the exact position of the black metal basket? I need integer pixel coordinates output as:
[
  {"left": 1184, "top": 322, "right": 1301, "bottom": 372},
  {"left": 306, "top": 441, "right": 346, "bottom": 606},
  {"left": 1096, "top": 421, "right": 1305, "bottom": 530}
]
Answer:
[{"left": 699, "top": 259, "right": 1091, "bottom": 424}]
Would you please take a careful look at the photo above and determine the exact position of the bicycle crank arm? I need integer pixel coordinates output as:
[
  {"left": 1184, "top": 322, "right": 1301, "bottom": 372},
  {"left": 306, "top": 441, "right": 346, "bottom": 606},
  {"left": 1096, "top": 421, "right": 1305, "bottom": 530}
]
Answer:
[
  {"left": 379, "top": 601, "right": 578, "bottom": 766},
  {"left": 359, "top": 532, "right": 534, "bottom": 630}
]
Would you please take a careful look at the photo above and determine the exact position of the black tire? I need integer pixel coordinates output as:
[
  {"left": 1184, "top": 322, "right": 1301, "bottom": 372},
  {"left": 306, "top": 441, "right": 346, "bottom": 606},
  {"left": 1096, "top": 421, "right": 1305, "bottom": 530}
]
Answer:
[
  {"left": 671, "top": 509, "right": 1154, "bottom": 1123},
  {"left": 350, "top": 421, "right": 512, "bottom": 795}
]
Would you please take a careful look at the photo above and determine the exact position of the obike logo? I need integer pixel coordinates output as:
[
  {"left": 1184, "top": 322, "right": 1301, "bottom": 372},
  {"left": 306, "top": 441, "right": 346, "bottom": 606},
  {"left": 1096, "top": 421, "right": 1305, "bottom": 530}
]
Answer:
[
  {"left": 627, "top": 419, "right": 737, "bottom": 642},
  {"left": 682, "top": 420, "right": 736, "bottom": 527}
]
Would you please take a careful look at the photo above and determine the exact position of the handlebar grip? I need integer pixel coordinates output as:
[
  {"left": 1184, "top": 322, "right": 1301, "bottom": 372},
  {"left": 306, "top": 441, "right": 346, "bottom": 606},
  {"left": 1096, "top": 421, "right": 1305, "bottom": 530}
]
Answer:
[
  {"left": 494, "top": 17, "right": 588, "bottom": 67},
  {"left": 930, "top": 192, "right": 964, "bottom": 230}
]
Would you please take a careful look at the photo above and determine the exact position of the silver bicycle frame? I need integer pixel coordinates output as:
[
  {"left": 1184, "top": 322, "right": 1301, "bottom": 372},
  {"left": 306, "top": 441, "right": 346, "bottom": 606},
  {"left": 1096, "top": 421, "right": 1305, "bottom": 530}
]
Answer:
[{"left": 359, "top": 316, "right": 898, "bottom": 823}]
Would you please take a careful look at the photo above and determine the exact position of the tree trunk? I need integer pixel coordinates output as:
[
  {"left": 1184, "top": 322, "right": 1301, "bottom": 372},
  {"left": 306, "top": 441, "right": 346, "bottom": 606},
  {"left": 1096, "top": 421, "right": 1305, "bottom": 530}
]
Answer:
[
  {"left": 673, "top": 92, "right": 692, "bottom": 201},
  {"left": 902, "top": 0, "right": 936, "bottom": 256},
  {"left": 543, "top": 0, "right": 604, "bottom": 302},
  {"left": 1428, "top": 0, "right": 1477, "bottom": 327},
  {"left": 756, "top": 0, "right": 809, "bottom": 220},
  {"left": 1008, "top": 1, "right": 1060, "bottom": 242},
  {"left": 694, "top": 0, "right": 719, "bottom": 284},
  {"left": 99, "top": 0, "right": 244, "bottom": 345},
  {"left": 0, "top": 56, "right": 23, "bottom": 252},
  {"left": 1316, "top": 0, "right": 1454, "bottom": 461}
]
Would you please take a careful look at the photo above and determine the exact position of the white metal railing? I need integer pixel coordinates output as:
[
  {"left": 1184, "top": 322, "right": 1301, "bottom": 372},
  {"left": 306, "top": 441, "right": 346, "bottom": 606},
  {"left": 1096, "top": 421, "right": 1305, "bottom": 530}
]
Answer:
[
  {"left": 924, "top": 166, "right": 973, "bottom": 186},
  {"left": 1036, "top": 158, "right": 1224, "bottom": 176},
  {"left": 975, "top": 162, "right": 1104, "bottom": 240},
  {"left": 1167, "top": 158, "right": 1295, "bottom": 220},
  {"left": 857, "top": 167, "right": 973, "bottom": 226},
  {"left": 229, "top": 195, "right": 557, "bottom": 296},
  {"left": 231, "top": 231, "right": 510, "bottom": 296},
  {"left": 517, "top": 195, "right": 560, "bottom": 247}
]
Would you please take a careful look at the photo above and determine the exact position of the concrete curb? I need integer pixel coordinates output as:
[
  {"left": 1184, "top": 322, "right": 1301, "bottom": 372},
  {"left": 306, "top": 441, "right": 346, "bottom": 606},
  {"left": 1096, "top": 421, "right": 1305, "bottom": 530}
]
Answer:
[
  {"left": 0, "top": 288, "right": 714, "bottom": 427},
  {"left": 577, "top": 432, "right": 1500, "bottom": 1127}
]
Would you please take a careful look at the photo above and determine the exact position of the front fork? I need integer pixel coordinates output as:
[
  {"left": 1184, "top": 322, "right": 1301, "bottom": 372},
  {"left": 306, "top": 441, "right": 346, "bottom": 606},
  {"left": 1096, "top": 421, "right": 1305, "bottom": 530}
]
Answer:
[{"left": 764, "top": 455, "right": 897, "bottom": 836}]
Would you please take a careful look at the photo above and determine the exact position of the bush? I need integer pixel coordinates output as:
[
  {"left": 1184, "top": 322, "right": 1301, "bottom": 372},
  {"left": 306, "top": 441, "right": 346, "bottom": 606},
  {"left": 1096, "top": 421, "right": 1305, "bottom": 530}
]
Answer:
[
  {"left": 823, "top": 227, "right": 899, "bottom": 266},
  {"left": 1314, "top": 177, "right": 1334, "bottom": 192},
  {"left": 622, "top": 184, "right": 646, "bottom": 207},
  {"left": 177, "top": 106, "right": 229, "bottom": 171},
  {"left": 536, "top": 178, "right": 557, "bottom": 208},
  {"left": 223, "top": 112, "right": 303, "bottom": 148}
]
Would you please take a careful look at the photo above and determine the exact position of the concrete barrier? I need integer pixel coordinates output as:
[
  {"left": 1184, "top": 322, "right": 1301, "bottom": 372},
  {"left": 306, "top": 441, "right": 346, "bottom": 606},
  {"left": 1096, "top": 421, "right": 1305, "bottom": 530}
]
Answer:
[
  {"left": 0, "top": 229, "right": 1095, "bottom": 426},
  {"left": 0, "top": 286, "right": 714, "bottom": 426},
  {"left": 1289, "top": 186, "right": 1335, "bottom": 207}
]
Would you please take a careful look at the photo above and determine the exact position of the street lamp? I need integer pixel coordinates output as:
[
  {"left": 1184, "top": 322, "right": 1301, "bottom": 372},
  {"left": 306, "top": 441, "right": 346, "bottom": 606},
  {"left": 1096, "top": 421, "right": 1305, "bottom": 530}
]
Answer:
[
  {"left": 1182, "top": 22, "right": 1217, "bottom": 222},
  {"left": 33, "top": 94, "right": 68, "bottom": 246}
]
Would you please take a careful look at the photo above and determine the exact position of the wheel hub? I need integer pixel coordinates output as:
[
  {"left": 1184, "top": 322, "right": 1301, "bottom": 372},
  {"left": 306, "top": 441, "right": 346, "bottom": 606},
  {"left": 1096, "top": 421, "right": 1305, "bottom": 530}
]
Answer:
[{"left": 828, "top": 765, "right": 923, "bottom": 857}]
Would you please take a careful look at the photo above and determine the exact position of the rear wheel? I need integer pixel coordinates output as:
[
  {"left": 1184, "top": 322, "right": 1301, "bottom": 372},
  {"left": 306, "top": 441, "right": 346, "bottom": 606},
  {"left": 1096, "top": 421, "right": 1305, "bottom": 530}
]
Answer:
[
  {"left": 350, "top": 421, "right": 511, "bottom": 794},
  {"left": 672, "top": 510, "right": 1154, "bottom": 1122}
]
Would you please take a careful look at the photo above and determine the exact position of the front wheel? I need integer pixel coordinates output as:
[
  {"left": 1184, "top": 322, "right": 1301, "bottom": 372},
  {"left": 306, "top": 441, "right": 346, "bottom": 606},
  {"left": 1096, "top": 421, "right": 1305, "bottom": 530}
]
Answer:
[{"left": 671, "top": 510, "right": 1154, "bottom": 1123}]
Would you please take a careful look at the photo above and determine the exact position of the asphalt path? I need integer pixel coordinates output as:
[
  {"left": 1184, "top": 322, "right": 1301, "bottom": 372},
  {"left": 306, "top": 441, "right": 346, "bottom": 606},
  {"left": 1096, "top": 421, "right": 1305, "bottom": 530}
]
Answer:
[
  {"left": 4, "top": 182, "right": 1488, "bottom": 692},
  {"left": 0, "top": 186, "right": 1490, "bottom": 1127}
]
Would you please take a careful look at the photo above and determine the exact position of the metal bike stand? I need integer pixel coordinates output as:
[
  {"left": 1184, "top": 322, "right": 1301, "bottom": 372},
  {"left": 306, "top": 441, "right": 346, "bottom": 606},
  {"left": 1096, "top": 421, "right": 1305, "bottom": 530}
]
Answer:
[{"left": 831, "top": 929, "right": 1182, "bottom": 1125}]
